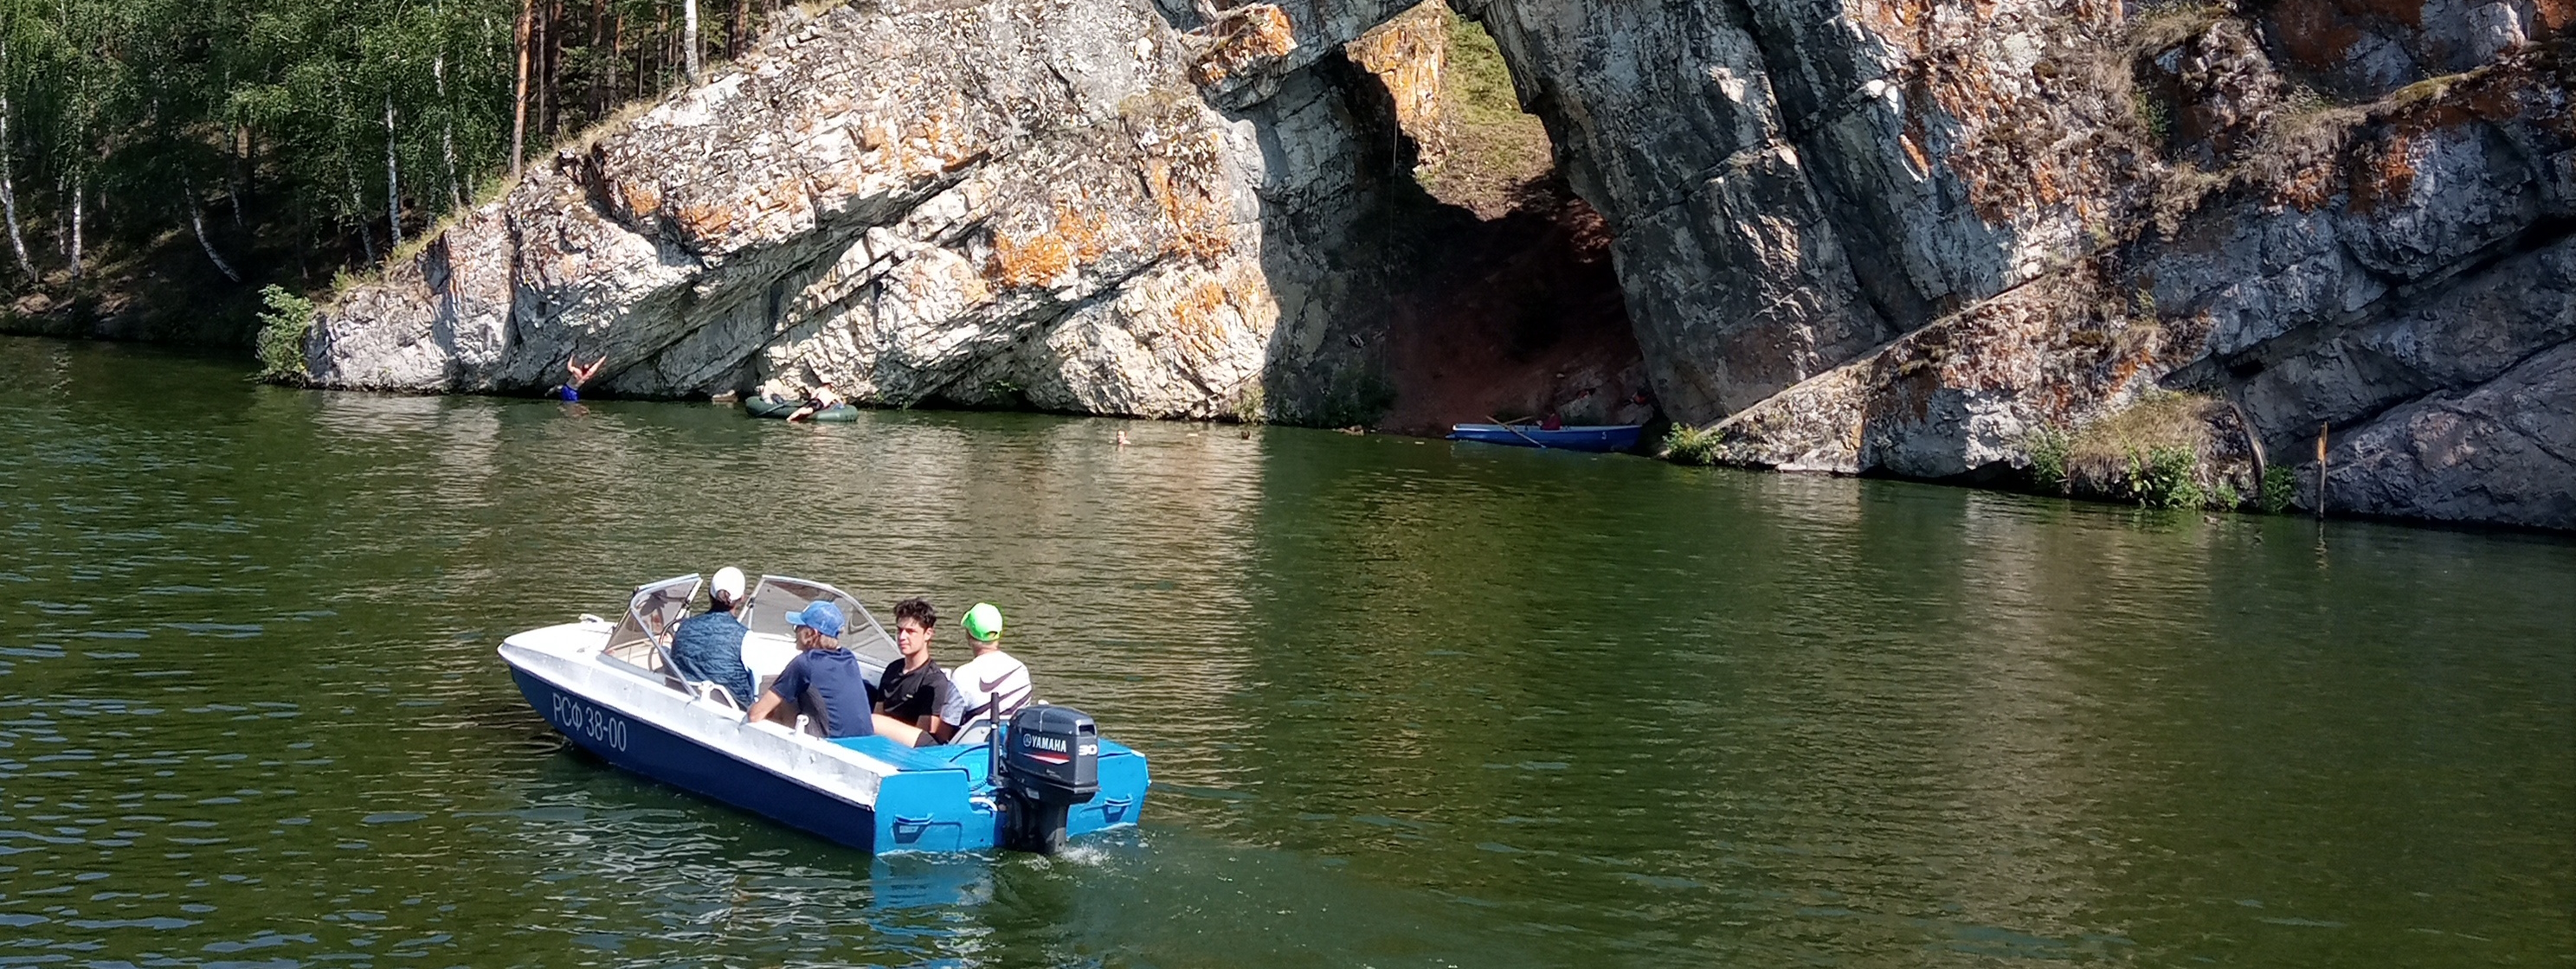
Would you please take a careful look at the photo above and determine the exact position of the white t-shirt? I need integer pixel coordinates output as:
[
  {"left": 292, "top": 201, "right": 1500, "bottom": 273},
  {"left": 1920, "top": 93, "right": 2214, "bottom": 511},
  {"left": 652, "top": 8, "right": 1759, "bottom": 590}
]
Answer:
[{"left": 944, "top": 650, "right": 1033, "bottom": 728}]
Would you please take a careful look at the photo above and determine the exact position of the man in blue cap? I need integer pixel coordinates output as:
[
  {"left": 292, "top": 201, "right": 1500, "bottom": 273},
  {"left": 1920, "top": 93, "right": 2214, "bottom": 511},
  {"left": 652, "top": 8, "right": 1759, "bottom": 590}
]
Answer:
[{"left": 743, "top": 600, "right": 875, "bottom": 738}]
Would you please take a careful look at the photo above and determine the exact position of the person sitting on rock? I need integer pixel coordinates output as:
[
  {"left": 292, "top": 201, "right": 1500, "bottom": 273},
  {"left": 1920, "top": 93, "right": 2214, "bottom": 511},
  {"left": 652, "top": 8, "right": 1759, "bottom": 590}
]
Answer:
[
  {"left": 787, "top": 381, "right": 847, "bottom": 421},
  {"left": 557, "top": 355, "right": 605, "bottom": 401},
  {"left": 667, "top": 566, "right": 757, "bottom": 707},
  {"left": 744, "top": 601, "right": 875, "bottom": 738}
]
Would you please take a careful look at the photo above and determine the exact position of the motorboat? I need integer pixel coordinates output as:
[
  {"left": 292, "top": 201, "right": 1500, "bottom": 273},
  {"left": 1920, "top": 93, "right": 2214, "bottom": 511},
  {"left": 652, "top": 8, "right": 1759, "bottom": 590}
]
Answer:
[
  {"left": 1446, "top": 422, "right": 1645, "bottom": 452},
  {"left": 499, "top": 574, "right": 1148, "bottom": 854}
]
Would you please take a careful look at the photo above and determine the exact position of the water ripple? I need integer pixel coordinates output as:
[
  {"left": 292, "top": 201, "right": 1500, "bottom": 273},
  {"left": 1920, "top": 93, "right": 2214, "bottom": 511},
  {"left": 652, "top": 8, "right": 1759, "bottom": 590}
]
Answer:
[{"left": 0, "top": 337, "right": 2569, "bottom": 966}]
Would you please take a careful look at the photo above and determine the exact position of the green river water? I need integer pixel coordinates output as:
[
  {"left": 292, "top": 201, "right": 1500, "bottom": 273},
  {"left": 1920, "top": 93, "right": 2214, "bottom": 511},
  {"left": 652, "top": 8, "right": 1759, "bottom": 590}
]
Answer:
[{"left": 1, "top": 336, "right": 2570, "bottom": 967}]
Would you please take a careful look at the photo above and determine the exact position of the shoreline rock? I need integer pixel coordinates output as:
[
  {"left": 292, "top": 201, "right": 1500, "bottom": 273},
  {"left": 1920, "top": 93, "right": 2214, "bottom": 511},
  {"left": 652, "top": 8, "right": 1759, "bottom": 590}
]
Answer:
[{"left": 301, "top": 0, "right": 2574, "bottom": 532}]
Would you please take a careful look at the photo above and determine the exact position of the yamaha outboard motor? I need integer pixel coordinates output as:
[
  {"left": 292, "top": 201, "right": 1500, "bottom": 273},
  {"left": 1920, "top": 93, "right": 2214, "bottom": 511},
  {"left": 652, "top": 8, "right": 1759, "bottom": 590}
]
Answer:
[{"left": 997, "top": 703, "right": 1098, "bottom": 853}]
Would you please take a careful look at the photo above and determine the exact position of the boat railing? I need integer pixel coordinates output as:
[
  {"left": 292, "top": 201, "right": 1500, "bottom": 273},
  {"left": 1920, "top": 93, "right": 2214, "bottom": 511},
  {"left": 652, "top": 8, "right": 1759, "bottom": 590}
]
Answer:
[{"left": 743, "top": 575, "right": 900, "bottom": 668}]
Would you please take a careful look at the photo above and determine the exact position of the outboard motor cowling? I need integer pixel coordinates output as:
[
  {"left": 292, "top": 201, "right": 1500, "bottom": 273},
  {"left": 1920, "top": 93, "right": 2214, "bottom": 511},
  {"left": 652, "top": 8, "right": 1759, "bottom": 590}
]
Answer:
[{"left": 997, "top": 704, "right": 1098, "bottom": 853}]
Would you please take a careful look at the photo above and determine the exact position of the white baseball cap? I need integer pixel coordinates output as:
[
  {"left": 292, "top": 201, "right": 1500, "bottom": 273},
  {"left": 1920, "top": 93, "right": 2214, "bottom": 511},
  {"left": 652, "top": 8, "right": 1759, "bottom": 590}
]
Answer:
[{"left": 712, "top": 567, "right": 746, "bottom": 602}]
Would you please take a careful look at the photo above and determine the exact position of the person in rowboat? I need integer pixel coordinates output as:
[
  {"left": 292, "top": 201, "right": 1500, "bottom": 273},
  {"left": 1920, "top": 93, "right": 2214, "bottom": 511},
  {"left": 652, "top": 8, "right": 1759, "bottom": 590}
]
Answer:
[
  {"left": 941, "top": 602, "right": 1031, "bottom": 744},
  {"left": 744, "top": 601, "right": 876, "bottom": 738},
  {"left": 667, "top": 566, "right": 757, "bottom": 707},
  {"left": 875, "top": 598, "right": 960, "bottom": 747},
  {"left": 786, "top": 381, "right": 846, "bottom": 422}
]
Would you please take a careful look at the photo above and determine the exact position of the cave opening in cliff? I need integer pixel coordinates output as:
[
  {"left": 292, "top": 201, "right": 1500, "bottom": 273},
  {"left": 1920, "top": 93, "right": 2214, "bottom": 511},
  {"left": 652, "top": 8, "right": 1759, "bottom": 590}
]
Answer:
[{"left": 1336, "top": 3, "right": 1648, "bottom": 438}]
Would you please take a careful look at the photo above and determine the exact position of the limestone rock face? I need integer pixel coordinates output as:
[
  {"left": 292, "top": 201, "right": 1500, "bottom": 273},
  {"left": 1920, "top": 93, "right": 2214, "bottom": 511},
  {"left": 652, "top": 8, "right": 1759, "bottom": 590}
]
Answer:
[
  {"left": 2324, "top": 339, "right": 2576, "bottom": 529},
  {"left": 308, "top": 0, "right": 2575, "bottom": 530},
  {"left": 1594, "top": 0, "right": 2576, "bottom": 530},
  {"left": 312, "top": 0, "right": 1313, "bottom": 419}
]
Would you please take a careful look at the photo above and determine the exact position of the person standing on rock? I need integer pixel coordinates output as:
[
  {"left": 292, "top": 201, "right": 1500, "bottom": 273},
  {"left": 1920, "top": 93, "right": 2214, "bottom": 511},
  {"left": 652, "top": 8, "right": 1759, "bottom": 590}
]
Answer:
[{"left": 557, "top": 355, "right": 605, "bottom": 401}]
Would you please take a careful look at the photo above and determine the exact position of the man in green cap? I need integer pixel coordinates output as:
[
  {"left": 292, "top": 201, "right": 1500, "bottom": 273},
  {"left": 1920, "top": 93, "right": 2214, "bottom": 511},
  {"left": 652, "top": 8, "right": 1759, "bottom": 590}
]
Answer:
[{"left": 942, "top": 601, "right": 1032, "bottom": 743}]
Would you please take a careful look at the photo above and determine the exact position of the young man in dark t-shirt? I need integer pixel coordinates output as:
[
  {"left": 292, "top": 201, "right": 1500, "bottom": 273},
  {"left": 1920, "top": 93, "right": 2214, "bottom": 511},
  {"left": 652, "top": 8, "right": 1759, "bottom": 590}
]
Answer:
[{"left": 878, "top": 598, "right": 956, "bottom": 746}]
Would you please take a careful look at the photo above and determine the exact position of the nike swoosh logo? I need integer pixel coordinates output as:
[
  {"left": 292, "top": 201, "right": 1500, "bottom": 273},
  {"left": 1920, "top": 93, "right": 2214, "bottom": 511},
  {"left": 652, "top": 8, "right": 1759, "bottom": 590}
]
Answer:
[{"left": 978, "top": 675, "right": 1014, "bottom": 693}]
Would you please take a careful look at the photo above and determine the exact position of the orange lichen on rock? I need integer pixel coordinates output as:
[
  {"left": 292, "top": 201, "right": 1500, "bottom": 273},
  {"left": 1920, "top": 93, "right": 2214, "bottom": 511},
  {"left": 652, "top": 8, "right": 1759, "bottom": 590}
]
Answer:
[
  {"left": 1850, "top": 0, "right": 1927, "bottom": 40},
  {"left": 896, "top": 100, "right": 976, "bottom": 176},
  {"left": 1868, "top": 6, "right": 2123, "bottom": 228},
  {"left": 2261, "top": 0, "right": 2371, "bottom": 74},
  {"left": 2536, "top": 0, "right": 2573, "bottom": 30},
  {"left": 1143, "top": 157, "right": 1233, "bottom": 264},
  {"left": 620, "top": 181, "right": 664, "bottom": 218},
  {"left": 2345, "top": 135, "right": 2419, "bottom": 213},
  {"left": 1189, "top": 4, "right": 1298, "bottom": 86},
  {"left": 1345, "top": 2, "right": 1451, "bottom": 160},
  {"left": 1897, "top": 131, "right": 1931, "bottom": 176},
  {"left": 675, "top": 202, "right": 737, "bottom": 239},
  {"left": 1164, "top": 279, "right": 1238, "bottom": 356},
  {"left": 2271, "top": 157, "right": 2343, "bottom": 210},
  {"left": 988, "top": 202, "right": 1112, "bottom": 290},
  {"left": 989, "top": 231, "right": 1073, "bottom": 289}
]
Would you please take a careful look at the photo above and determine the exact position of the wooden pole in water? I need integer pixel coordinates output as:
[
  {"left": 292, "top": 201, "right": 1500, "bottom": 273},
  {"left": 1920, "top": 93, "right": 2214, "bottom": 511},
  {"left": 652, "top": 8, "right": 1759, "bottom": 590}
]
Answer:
[{"left": 2314, "top": 423, "right": 2328, "bottom": 520}]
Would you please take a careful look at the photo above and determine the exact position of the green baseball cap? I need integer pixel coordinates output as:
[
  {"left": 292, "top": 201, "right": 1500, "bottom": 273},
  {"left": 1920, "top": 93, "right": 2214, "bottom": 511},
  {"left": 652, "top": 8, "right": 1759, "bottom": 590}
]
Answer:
[{"left": 963, "top": 602, "right": 1004, "bottom": 642}]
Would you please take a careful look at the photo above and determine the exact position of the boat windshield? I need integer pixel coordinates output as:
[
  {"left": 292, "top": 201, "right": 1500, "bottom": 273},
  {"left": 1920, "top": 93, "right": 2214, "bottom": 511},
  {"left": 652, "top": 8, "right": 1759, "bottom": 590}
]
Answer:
[
  {"left": 743, "top": 575, "right": 898, "bottom": 667},
  {"left": 603, "top": 574, "right": 701, "bottom": 683}
]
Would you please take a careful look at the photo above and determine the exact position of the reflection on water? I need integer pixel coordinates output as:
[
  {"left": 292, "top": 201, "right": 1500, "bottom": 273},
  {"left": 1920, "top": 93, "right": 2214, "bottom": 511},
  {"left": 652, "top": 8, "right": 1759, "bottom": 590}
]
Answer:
[{"left": 1, "top": 336, "right": 2571, "bottom": 966}]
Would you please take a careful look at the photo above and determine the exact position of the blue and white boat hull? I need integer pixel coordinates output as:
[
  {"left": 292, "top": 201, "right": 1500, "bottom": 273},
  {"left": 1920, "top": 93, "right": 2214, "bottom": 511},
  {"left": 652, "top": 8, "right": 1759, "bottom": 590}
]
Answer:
[
  {"left": 499, "top": 615, "right": 1147, "bottom": 854},
  {"left": 507, "top": 658, "right": 886, "bottom": 850}
]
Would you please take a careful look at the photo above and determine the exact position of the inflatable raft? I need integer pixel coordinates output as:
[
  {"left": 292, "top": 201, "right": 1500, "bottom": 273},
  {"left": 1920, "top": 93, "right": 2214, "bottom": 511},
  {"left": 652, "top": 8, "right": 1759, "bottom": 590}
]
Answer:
[{"left": 744, "top": 397, "right": 859, "bottom": 421}]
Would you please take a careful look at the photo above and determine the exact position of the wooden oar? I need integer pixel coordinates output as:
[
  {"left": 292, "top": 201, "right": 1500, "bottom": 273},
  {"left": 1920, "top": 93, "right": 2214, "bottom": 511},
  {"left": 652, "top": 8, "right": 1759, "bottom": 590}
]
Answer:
[{"left": 1487, "top": 414, "right": 1548, "bottom": 449}]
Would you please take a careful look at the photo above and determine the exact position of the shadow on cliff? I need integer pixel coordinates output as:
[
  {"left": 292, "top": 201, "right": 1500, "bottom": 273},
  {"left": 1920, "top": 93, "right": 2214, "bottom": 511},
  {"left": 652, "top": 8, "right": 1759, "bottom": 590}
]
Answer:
[{"left": 1202, "top": 22, "right": 1647, "bottom": 436}]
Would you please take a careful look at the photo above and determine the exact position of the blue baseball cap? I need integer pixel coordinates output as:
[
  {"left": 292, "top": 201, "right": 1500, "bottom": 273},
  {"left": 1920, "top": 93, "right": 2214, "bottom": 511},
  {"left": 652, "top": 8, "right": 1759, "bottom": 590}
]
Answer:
[{"left": 783, "top": 600, "right": 845, "bottom": 639}]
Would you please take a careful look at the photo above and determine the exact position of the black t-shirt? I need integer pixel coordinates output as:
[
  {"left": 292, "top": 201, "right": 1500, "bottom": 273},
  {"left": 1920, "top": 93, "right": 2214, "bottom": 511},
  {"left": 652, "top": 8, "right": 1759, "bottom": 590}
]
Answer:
[{"left": 876, "top": 657, "right": 952, "bottom": 724}]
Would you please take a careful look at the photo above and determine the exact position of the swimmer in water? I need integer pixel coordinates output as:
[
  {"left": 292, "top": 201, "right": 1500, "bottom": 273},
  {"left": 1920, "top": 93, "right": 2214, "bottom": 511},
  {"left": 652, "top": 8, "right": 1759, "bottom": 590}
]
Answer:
[
  {"left": 558, "top": 355, "right": 605, "bottom": 401},
  {"left": 1117, "top": 429, "right": 1130, "bottom": 447}
]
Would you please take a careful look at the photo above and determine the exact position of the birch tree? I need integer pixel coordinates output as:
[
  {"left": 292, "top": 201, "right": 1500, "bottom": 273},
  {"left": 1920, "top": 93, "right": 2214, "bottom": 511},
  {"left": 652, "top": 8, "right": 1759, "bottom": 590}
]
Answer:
[
  {"left": 0, "top": 44, "right": 35, "bottom": 279},
  {"left": 682, "top": 0, "right": 699, "bottom": 77},
  {"left": 0, "top": 0, "right": 778, "bottom": 297}
]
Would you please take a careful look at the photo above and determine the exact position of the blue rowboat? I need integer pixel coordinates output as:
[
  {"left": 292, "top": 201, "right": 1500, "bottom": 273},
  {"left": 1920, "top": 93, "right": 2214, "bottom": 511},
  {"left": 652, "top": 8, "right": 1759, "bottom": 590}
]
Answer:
[
  {"left": 500, "top": 574, "right": 1148, "bottom": 854},
  {"left": 1446, "top": 423, "right": 1645, "bottom": 452}
]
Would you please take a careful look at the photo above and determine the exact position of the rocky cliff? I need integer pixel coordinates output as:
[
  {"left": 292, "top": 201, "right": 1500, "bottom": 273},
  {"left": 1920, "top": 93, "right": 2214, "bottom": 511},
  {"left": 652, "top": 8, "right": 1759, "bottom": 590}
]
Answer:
[
  {"left": 305, "top": 0, "right": 2573, "bottom": 530},
  {"left": 1588, "top": 0, "right": 2574, "bottom": 531}
]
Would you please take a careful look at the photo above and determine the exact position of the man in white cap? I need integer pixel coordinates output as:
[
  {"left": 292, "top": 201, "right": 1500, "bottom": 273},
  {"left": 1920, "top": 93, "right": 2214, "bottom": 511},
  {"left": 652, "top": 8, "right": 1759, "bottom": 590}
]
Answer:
[
  {"left": 943, "top": 602, "right": 1032, "bottom": 743},
  {"left": 667, "top": 567, "right": 757, "bottom": 706}
]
